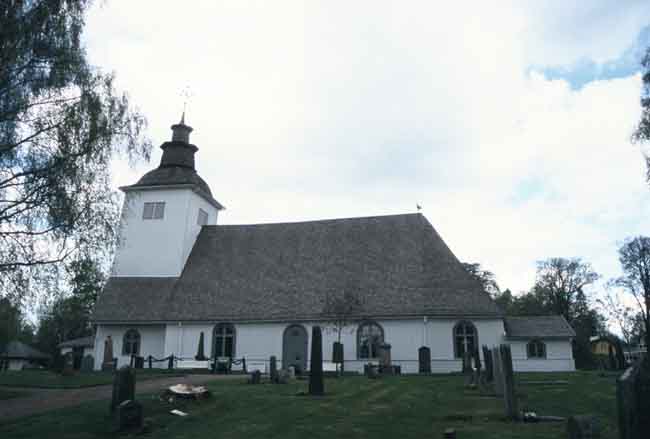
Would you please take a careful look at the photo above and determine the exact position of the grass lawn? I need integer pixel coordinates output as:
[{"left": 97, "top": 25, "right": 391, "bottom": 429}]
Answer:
[
  {"left": 0, "top": 371, "right": 619, "bottom": 438},
  {"left": 0, "top": 369, "right": 182, "bottom": 389}
]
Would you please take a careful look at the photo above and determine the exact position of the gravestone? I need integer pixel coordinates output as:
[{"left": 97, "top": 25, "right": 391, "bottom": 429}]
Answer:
[
  {"left": 81, "top": 355, "right": 94, "bottom": 372},
  {"left": 492, "top": 346, "right": 504, "bottom": 397},
  {"left": 378, "top": 343, "right": 392, "bottom": 375},
  {"left": 308, "top": 326, "right": 324, "bottom": 396},
  {"left": 567, "top": 415, "right": 600, "bottom": 439},
  {"left": 195, "top": 331, "right": 207, "bottom": 361},
  {"left": 499, "top": 344, "right": 518, "bottom": 420},
  {"left": 462, "top": 351, "right": 473, "bottom": 374},
  {"left": 62, "top": 352, "right": 74, "bottom": 376},
  {"left": 110, "top": 366, "right": 135, "bottom": 413},
  {"left": 443, "top": 428, "right": 457, "bottom": 439},
  {"left": 249, "top": 370, "right": 261, "bottom": 384},
  {"left": 270, "top": 355, "right": 278, "bottom": 384},
  {"left": 116, "top": 400, "right": 143, "bottom": 432},
  {"left": 102, "top": 336, "right": 115, "bottom": 371},
  {"left": 482, "top": 345, "right": 493, "bottom": 382},
  {"left": 277, "top": 368, "right": 291, "bottom": 384},
  {"left": 418, "top": 346, "right": 431, "bottom": 374},
  {"left": 367, "top": 363, "right": 380, "bottom": 379}
]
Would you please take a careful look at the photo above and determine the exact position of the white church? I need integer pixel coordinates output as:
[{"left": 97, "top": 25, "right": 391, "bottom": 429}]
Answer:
[{"left": 92, "top": 117, "right": 576, "bottom": 373}]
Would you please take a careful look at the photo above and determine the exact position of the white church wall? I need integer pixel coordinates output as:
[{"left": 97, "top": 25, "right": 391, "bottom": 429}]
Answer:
[
  {"left": 156, "top": 317, "right": 506, "bottom": 374},
  {"left": 93, "top": 324, "right": 166, "bottom": 370},
  {"left": 180, "top": 191, "right": 219, "bottom": 267},
  {"left": 509, "top": 338, "right": 575, "bottom": 372},
  {"left": 112, "top": 189, "right": 192, "bottom": 277}
]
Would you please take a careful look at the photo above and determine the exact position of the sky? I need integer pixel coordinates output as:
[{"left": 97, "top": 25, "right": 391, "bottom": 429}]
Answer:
[{"left": 84, "top": 1, "right": 650, "bottom": 300}]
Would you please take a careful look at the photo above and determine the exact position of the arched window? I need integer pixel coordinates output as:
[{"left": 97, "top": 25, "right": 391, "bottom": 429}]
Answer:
[
  {"left": 357, "top": 321, "right": 384, "bottom": 359},
  {"left": 527, "top": 340, "right": 546, "bottom": 359},
  {"left": 122, "top": 329, "right": 140, "bottom": 355},
  {"left": 213, "top": 323, "right": 236, "bottom": 358},
  {"left": 453, "top": 321, "right": 477, "bottom": 358}
]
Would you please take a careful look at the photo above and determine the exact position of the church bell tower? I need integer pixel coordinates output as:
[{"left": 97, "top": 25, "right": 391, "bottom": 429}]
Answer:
[{"left": 111, "top": 115, "right": 224, "bottom": 277}]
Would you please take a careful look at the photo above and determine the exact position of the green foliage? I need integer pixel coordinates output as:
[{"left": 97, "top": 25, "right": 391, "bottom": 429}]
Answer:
[
  {"left": 0, "top": 297, "right": 34, "bottom": 351},
  {"left": 35, "top": 256, "right": 104, "bottom": 355},
  {"left": 0, "top": 0, "right": 151, "bottom": 299},
  {"left": 633, "top": 46, "right": 650, "bottom": 183},
  {"left": 462, "top": 262, "right": 500, "bottom": 296},
  {"left": 614, "top": 236, "right": 650, "bottom": 350}
]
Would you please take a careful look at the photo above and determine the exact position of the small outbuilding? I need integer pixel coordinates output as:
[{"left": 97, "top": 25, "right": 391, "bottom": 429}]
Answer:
[
  {"left": 1, "top": 341, "right": 51, "bottom": 371},
  {"left": 504, "top": 315, "right": 576, "bottom": 372}
]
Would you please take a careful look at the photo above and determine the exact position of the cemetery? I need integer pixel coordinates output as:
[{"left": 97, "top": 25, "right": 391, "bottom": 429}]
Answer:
[{"left": 0, "top": 335, "right": 647, "bottom": 438}]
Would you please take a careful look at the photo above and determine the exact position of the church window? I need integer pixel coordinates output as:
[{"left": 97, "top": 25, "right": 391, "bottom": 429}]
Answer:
[
  {"left": 197, "top": 208, "right": 208, "bottom": 226},
  {"left": 453, "top": 321, "right": 477, "bottom": 358},
  {"left": 143, "top": 202, "right": 165, "bottom": 220},
  {"left": 213, "top": 323, "right": 236, "bottom": 358},
  {"left": 527, "top": 339, "right": 546, "bottom": 358},
  {"left": 122, "top": 329, "right": 141, "bottom": 355},
  {"left": 357, "top": 321, "right": 384, "bottom": 359}
]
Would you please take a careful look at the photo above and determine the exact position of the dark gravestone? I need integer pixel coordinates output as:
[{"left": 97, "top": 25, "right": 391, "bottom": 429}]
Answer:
[
  {"left": 195, "top": 331, "right": 207, "bottom": 361},
  {"left": 499, "top": 344, "right": 518, "bottom": 420},
  {"left": 482, "top": 345, "right": 493, "bottom": 382},
  {"left": 110, "top": 366, "right": 135, "bottom": 413},
  {"left": 116, "top": 400, "right": 143, "bottom": 432},
  {"left": 492, "top": 346, "right": 504, "bottom": 397},
  {"left": 62, "top": 352, "right": 74, "bottom": 376},
  {"left": 102, "top": 336, "right": 115, "bottom": 371},
  {"left": 567, "top": 415, "right": 600, "bottom": 439},
  {"left": 418, "top": 346, "right": 431, "bottom": 374},
  {"left": 80, "top": 355, "right": 94, "bottom": 372},
  {"left": 333, "top": 341, "right": 344, "bottom": 374},
  {"left": 270, "top": 355, "right": 278, "bottom": 384},
  {"left": 308, "top": 326, "right": 324, "bottom": 396},
  {"left": 462, "top": 351, "right": 473, "bottom": 374},
  {"left": 366, "top": 363, "right": 380, "bottom": 379},
  {"left": 249, "top": 370, "right": 261, "bottom": 384},
  {"left": 378, "top": 343, "right": 392, "bottom": 375},
  {"left": 443, "top": 428, "right": 456, "bottom": 439}
]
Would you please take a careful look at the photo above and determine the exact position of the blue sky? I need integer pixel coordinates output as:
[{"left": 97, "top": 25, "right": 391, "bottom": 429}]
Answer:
[{"left": 84, "top": 1, "right": 650, "bottom": 304}]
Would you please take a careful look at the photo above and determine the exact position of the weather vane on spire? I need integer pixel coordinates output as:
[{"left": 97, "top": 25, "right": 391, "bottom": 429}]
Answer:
[{"left": 179, "top": 85, "right": 193, "bottom": 124}]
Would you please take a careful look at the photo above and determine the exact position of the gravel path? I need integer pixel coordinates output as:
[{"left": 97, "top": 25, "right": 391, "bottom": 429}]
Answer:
[{"left": 0, "top": 374, "right": 242, "bottom": 422}]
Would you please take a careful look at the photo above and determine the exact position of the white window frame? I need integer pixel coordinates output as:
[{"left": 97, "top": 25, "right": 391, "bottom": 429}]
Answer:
[{"left": 143, "top": 202, "right": 165, "bottom": 220}]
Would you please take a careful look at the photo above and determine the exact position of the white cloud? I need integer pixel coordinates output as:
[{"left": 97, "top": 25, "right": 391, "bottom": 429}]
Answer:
[{"left": 85, "top": 1, "right": 650, "bottom": 295}]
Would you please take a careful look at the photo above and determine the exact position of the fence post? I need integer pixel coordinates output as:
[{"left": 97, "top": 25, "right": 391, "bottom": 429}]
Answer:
[
  {"left": 148, "top": 355, "right": 152, "bottom": 369},
  {"left": 168, "top": 355, "right": 174, "bottom": 370}
]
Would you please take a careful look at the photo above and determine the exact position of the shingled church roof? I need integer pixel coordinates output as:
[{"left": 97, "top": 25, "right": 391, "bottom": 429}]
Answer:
[
  {"left": 94, "top": 213, "right": 501, "bottom": 323},
  {"left": 504, "top": 315, "right": 576, "bottom": 339}
]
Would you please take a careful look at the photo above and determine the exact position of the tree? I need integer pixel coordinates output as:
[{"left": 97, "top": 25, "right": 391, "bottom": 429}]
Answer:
[
  {"left": 35, "top": 256, "right": 104, "bottom": 355},
  {"left": 322, "top": 288, "right": 363, "bottom": 343},
  {"left": 599, "top": 289, "right": 644, "bottom": 353},
  {"left": 613, "top": 236, "right": 650, "bottom": 350},
  {"left": 0, "top": 297, "right": 34, "bottom": 352},
  {"left": 532, "top": 258, "right": 599, "bottom": 322},
  {"left": 633, "top": 46, "right": 650, "bottom": 183},
  {"left": 0, "top": 1, "right": 151, "bottom": 299},
  {"left": 462, "top": 262, "right": 500, "bottom": 296}
]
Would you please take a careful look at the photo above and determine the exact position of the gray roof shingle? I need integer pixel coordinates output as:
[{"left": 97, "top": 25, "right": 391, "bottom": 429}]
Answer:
[
  {"left": 57, "top": 336, "right": 95, "bottom": 349},
  {"left": 504, "top": 315, "right": 576, "bottom": 339},
  {"left": 94, "top": 213, "right": 501, "bottom": 322}
]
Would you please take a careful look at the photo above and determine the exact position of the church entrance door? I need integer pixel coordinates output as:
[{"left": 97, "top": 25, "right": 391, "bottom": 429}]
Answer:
[{"left": 282, "top": 324, "right": 308, "bottom": 374}]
